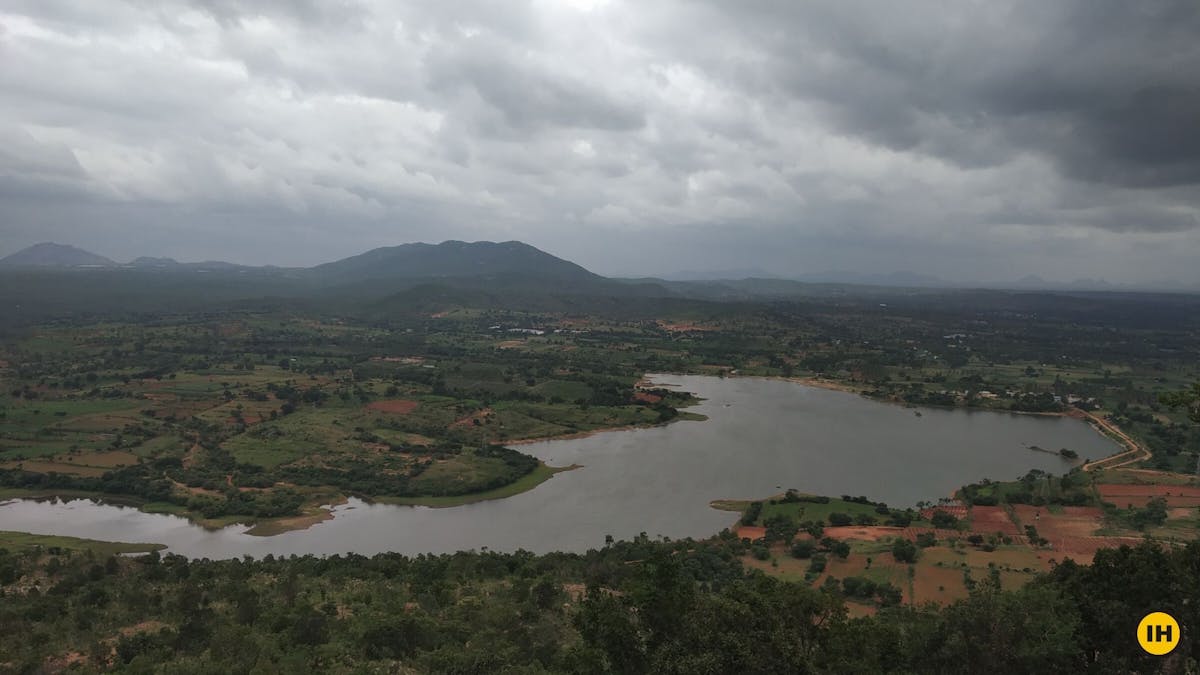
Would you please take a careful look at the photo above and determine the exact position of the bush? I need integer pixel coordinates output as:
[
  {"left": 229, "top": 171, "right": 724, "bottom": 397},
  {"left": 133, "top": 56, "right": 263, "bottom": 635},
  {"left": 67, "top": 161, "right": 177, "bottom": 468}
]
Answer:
[
  {"left": 828, "top": 512, "right": 853, "bottom": 526},
  {"left": 831, "top": 541, "right": 851, "bottom": 559},
  {"left": 892, "top": 538, "right": 918, "bottom": 563},
  {"left": 931, "top": 511, "right": 959, "bottom": 529},
  {"left": 790, "top": 539, "right": 816, "bottom": 559},
  {"left": 741, "top": 501, "right": 764, "bottom": 526}
]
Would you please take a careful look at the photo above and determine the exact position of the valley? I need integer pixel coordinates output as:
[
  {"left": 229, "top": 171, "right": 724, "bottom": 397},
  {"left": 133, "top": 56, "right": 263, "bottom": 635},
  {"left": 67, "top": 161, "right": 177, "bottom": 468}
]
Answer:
[{"left": 1, "top": 240, "right": 1199, "bottom": 672}]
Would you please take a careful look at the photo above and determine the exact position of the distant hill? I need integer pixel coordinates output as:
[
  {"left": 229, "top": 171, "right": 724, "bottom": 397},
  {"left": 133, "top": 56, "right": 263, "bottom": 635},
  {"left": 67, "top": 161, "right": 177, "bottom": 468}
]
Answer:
[
  {"left": 308, "top": 240, "right": 604, "bottom": 285},
  {"left": 129, "top": 256, "right": 181, "bottom": 268},
  {"left": 0, "top": 243, "right": 115, "bottom": 268}
]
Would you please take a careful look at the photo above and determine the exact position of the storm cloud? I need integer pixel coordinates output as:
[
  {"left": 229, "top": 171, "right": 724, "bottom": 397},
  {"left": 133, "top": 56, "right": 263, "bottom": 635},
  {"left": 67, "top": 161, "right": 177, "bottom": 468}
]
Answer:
[{"left": 1, "top": 0, "right": 1199, "bottom": 285}]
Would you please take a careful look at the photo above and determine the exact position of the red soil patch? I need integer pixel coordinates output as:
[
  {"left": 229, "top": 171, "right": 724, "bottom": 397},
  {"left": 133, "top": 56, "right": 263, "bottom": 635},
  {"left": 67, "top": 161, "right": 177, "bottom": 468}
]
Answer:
[
  {"left": 563, "top": 583, "right": 588, "bottom": 602},
  {"left": 1097, "top": 484, "right": 1200, "bottom": 508},
  {"left": 969, "top": 506, "right": 1022, "bottom": 536},
  {"left": 633, "top": 391, "right": 663, "bottom": 404},
  {"left": 824, "top": 526, "right": 905, "bottom": 542},
  {"left": 911, "top": 564, "right": 970, "bottom": 604},
  {"left": 901, "top": 527, "right": 971, "bottom": 541},
  {"left": 1044, "top": 536, "right": 1145, "bottom": 564},
  {"left": 366, "top": 399, "right": 419, "bottom": 414},
  {"left": 1010, "top": 505, "right": 1119, "bottom": 562},
  {"left": 734, "top": 525, "right": 766, "bottom": 541},
  {"left": 450, "top": 408, "right": 493, "bottom": 428},
  {"left": 919, "top": 502, "right": 969, "bottom": 520}
]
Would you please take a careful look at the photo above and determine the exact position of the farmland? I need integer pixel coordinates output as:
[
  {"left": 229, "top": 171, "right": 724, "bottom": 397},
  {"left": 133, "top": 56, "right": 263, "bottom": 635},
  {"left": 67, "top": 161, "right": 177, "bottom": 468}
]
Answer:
[
  {"left": 726, "top": 459, "right": 1200, "bottom": 612},
  {"left": 0, "top": 313, "right": 703, "bottom": 530}
]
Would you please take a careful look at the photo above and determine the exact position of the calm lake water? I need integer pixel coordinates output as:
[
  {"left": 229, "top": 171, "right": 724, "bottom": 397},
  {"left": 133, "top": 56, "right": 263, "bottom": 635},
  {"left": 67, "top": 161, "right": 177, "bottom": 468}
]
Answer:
[{"left": 0, "top": 375, "right": 1121, "bottom": 559}]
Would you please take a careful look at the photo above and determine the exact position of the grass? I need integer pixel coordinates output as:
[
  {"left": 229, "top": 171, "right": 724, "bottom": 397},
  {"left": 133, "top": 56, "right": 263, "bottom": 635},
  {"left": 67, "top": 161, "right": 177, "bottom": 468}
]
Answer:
[
  {"left": 757, "top": 496, "right": 887, "bottom": 525},
  {"left": 1092, "top": 468, "right": 1200, "bottom": 487},
  {"left": 377, "top": 463, "right": 577, "bottom": 508},
  {"left": 0, "top": 487, "right": 145, "bottom": 505},
  {"left": 0, "top": 530, "right": 165, "bottom": 555}
]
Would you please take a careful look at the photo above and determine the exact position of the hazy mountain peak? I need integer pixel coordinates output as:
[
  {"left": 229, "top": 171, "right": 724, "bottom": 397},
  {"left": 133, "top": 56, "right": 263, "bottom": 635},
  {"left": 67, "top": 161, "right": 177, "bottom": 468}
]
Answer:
[
  {"left": 309, "top": 240, "right": 601, "bottom": 284},
  {"left": 130, "top": 256, "right": 181, "bottom": 267},
  {"left": 0, "top": 242, "right": 116, "bottom": 268}
]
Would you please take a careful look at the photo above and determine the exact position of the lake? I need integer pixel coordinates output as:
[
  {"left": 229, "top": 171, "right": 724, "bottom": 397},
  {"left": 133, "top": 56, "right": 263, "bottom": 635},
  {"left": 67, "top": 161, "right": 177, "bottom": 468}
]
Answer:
[{"left": 0, "top": 374, "right": 1121, "bottom": 558}]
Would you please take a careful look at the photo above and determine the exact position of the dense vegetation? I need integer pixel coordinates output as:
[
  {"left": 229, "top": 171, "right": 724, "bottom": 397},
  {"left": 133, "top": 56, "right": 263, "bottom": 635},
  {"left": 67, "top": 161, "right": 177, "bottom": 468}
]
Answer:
[{"left": 0, "top": 536, "right": 1195, "bottom": 673}]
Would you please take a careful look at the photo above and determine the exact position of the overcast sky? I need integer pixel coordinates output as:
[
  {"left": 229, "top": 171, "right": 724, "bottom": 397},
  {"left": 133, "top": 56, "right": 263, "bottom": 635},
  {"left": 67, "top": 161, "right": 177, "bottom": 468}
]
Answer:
[{"left": 2, "top": 1, "right": 1199, "bottom": 285}]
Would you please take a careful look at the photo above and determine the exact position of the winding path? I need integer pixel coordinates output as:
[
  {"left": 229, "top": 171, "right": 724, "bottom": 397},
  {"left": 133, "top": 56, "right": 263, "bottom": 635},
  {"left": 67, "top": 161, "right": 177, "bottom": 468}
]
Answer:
[{"left": 1077, "top": 409, "right": 1152, "bottom": 472}]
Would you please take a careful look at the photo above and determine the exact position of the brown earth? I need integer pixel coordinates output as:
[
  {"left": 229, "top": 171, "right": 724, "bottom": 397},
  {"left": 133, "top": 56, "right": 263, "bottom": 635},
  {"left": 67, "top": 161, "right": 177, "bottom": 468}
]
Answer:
[
  {"left": 919, "top": 502, "right": 969, "bottom": 520},
  {"left": 450, "top": 407, "right": 493, "bottom": 428},
  {"left": 734, "top": 525, "right": 766, "bottom": 540},
  {"left": 911, "top": 564, "right": 971, "bottom": 604},
  {"left": 366, "top": 399, "right": 420, "bottom": 415},
  {"left": 969, "top": 506, "right": 1022, "bottom": 536},
  {"left": 823, "top": 526, "right": 905, "bottom": 542},
  {"left": 1011, "top": 505, "right": 1104, "bottom": 539},
  {"left": 1097, "top": 483, "right": 1200, "bottom": 508},
  {"left": 1046, "top": 536, "right": 1145, "bottom": 562}
]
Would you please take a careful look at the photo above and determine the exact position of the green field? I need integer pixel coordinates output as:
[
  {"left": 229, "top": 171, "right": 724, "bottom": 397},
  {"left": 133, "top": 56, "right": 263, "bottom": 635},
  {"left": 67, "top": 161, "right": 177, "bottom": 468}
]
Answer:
[
  {"left": 0, "top": 530, "right": 164, "bottom": 555},
  {"left": 0, "top": 312, "right": 705, "bottom": 528},
  {"left": 377, "top": 463, "right": 577, "bottom": 507}
]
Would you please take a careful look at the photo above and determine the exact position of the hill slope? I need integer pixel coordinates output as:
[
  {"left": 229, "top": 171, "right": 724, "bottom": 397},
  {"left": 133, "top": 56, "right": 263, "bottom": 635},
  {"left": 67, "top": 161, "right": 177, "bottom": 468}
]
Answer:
[
  {"left": 0, "top": 242, "right": 115, "bottom": 268},
  {"left": 308, "top": 240, "right": 603, "bottom": 285}
]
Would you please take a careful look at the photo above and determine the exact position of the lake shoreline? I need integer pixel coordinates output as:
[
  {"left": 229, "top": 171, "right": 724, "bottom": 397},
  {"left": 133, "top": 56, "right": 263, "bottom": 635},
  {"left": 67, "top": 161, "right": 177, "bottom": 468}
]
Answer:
[
  {"left": 0, "top": 374, "right": 1124, "bottom": 558},
  {"left": 728, "top": 373, "right": 1137, "bottom": 468}
]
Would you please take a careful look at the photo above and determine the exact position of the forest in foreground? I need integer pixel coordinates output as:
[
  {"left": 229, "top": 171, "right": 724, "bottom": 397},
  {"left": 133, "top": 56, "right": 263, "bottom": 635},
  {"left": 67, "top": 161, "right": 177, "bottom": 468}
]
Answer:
[{"left": 0, "top": 534, "right": 1196, "bottom": 674}]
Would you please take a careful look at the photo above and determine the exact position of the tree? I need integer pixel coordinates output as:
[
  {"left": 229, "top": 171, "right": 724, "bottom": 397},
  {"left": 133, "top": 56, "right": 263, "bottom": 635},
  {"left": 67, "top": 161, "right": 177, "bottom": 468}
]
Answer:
[
  {"left": 931, "top": 511, "right": 959, "bottom": 529},
  {"left": 828, "top": 512, "right": 852, "bottom": 526},
  {"left": 892, "top": 538, "right": 918, "bottom": 563},
  {"left": 791, "top": 539, "right": 816, "bottom": 559},
  {"left": 1160, "top": 382, "right": 1200, "bottom": 423}
]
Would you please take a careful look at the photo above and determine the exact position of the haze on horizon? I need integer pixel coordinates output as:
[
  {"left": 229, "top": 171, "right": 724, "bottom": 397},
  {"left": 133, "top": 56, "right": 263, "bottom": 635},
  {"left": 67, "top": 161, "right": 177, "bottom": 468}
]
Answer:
[{"left": 2, "top": 1, "right": 1199, "bottom": 287}]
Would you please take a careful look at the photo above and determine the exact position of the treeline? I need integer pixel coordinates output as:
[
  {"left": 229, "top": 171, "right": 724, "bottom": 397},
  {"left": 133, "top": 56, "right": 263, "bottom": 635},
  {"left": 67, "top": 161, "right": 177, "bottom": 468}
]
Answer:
[
  {"left": 0, "top": 463, "right": 304, "bottom": 520},
  {"left": 0, "top": 443, "right": 540, "bottom": 515},
  {"left": 960, "top": 469, "right": 1094, "bottom": 507},
  {"left": 275, "top": 445, "right": 539, "bottom": 498},
  {"left": 0, "top": 537, "right": 1195, "bottom": 672}
]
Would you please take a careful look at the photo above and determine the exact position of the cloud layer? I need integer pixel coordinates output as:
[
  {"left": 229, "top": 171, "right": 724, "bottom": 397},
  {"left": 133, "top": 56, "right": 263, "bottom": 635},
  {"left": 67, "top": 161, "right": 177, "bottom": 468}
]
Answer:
[{"left": 2, "top": 0, "right": 1199, "bottom": 284}]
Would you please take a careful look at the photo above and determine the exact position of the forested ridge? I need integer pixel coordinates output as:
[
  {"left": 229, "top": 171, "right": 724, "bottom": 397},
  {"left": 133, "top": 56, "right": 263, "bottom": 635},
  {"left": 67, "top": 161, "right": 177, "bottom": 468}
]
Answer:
[{"left": 0, "top": 534, "right": 1195, "bottom": 673}]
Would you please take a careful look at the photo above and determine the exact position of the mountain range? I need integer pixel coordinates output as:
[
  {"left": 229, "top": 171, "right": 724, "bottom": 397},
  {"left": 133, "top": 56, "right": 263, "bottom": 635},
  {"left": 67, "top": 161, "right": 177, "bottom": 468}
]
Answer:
[{"left": 1, "top": 241, "right": 1196, "bottom": 294}]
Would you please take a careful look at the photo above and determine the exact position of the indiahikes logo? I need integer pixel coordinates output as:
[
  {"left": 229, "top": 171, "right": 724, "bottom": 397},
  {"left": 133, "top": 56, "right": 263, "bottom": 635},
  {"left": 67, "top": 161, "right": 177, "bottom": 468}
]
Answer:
[{"left": 1137, "top": 612, "right": 1180, "bottom": 656}]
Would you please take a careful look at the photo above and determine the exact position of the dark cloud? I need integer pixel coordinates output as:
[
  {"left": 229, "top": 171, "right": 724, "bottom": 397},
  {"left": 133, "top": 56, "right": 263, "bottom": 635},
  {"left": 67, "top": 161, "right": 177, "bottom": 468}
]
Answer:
[
  {"left": 0, "top": 0, "right": 1198, "bottom": 285},
  {"left": 425, "top": 37, "right": 645, "bottom": 136},
  {"left": 687, "top": 0, "right": 1200, "bottom": 187}
]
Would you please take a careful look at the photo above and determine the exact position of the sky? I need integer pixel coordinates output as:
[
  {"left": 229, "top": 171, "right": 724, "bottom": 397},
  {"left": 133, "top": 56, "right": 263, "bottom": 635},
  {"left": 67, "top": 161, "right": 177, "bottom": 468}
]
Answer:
[{"left": 2, "top": 1, "right": 1200, "bottom": 286}]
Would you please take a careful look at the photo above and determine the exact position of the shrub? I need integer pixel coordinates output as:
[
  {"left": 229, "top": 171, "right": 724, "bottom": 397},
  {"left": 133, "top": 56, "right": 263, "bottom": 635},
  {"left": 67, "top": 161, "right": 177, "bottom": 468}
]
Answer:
[
  {"left": 892, "top": 538, "right": 918, "bottom": 563},
  {"left": 790, "top": 539, "right": 816, "bottom": 559}
]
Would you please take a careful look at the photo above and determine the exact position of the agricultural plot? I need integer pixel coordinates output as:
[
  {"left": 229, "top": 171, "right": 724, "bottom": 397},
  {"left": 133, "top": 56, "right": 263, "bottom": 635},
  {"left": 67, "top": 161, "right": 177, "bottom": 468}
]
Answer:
[
  {"left": 1, "top": 312, "right": 701, "bottom": 529},
  {"left": 736, "top": 462, "right": 1200, "bottom": 609}
]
